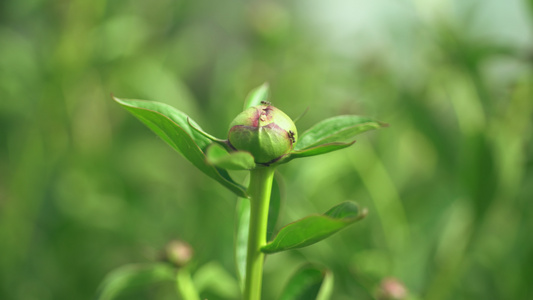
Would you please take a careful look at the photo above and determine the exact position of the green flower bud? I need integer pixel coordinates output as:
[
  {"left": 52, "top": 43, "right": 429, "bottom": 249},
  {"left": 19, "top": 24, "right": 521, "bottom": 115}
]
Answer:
[{"left": 228, "top": 104, "right": 297, "bottom": 164}]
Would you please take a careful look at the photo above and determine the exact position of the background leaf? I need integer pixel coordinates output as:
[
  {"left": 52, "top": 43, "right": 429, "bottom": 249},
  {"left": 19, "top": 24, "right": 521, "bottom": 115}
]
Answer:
[
  {"left": 96, "top": 263, "right": 174, "bottom": 300},
  {"left": 2, "top": 2, "right": 531, "bottom": 299},
  {"left": 206, "top": 143, "right": 256, "bottom": 170},
  {"left": 278, "top": 264, "right": 334, "bottom": 300},
  {"left": 192, "top": 262, "right": 240, "bottom": 299},
  {"left": 262, "top": 202, "right": 366, "bottom": 254},
  {"left": 294, "top": 115, "right": 386, "bottom": 152},
  {"left": 234, "top": 197, "right": 250, "bottom": 290},
  {"left": 114, "top": 97, "right": 248, "bottom": 198},
  {"left": 243, "top": 82, "right": 270, "bottom": 110}
]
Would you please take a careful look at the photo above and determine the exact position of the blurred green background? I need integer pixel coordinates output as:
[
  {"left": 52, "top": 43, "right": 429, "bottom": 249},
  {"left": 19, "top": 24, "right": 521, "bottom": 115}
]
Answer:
[{"left": 1, "top": 0, "right": 532, "bottom": 299}]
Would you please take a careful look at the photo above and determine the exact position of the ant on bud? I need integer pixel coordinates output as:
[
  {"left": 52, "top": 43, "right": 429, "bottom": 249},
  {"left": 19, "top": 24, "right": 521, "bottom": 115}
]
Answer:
[{"left": 288, "top": 130, "right": 296, "bottom": 144}]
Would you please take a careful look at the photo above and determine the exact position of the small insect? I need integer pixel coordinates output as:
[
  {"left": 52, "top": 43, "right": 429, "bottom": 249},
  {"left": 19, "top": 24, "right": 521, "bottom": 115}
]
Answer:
[
  {"left": 288, "top": 130, "right": 296, "bottom": 143},
  {"left": 260, "top": 100, "right": 271, "bottom": 106}
]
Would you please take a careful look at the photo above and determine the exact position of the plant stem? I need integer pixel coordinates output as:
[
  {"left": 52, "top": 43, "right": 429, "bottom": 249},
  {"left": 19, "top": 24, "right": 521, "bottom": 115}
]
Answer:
[
  {"left": 176, "top": 268, "right": 200, "bottom": 300},
  {"left": 243, "top": 166, "right": 275, "bottom": 300}
]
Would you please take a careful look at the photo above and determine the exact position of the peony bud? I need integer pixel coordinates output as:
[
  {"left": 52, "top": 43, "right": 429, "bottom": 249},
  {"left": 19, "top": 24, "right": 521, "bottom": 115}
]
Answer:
[
  {"left": 164, "top": 240, "right": 193, "bottom": 268},
  {"left": 228, "top": 103, "right": 297, "bottom": 164},
  {"left": 377, "top": 277, "right": 407, "bottom": 300}
]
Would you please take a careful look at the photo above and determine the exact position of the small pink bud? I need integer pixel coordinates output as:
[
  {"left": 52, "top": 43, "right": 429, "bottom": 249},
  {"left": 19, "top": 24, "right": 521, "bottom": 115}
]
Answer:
[
  {"left": 164, "top": 240, "right": 193, "bottom": 268},
  {"left": 377, "top": 277, "right": 407, "bottom": 300}
]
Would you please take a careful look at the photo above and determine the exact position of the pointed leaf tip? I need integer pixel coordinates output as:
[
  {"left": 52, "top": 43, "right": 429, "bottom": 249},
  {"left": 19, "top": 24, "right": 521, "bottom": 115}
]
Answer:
[
  {"left": 262, "top": 201, "right": 366, "bottom": 254},
  {"left": 243, "top": 82, "right": 270, "bottom": 110},
  {"left": 280, "top": 115, "right": 386, "bottom": 162},
  {"left": 295, "top": 115, "right": 386, "bottom": 151}
]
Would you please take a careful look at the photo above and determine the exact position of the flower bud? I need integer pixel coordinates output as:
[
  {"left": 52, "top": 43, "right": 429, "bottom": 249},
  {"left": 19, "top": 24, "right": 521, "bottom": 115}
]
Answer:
[
  {"left": 164, "top": 240, "right": 193, "bottom": 268},
  {"left": 228, "top": 104, "right": 297, "bottom": 164},
  {"left": 377, "top": 277, "right": 407, "bottom": 300}
]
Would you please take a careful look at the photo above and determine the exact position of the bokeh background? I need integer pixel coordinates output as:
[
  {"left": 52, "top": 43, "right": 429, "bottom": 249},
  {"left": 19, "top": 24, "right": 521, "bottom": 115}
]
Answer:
[{"left": 1, "top": 0, "right": 532, "bottom": 299}]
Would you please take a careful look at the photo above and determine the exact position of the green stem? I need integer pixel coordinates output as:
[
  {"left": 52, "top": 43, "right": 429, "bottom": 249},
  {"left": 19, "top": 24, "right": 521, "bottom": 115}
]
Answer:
[
  {"left": 176, "top": 268, "right": 200, "bottom": 300},
  {"left": 243, "top": 166, "right": 275, "bottom": 300}
]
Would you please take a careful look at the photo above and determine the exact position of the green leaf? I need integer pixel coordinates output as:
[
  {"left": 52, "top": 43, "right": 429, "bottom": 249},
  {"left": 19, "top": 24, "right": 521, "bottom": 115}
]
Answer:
[
  {"left": 114, "top": 97, "right": 248, "bottom": 198},
  {"left": 262, "top": 202, "right": 367, "bottom": 254},
  {"left": 192, "top": 262, "right": 240, "bottom": 299},
  {"left": 206, "top": 143, "right": 256, "bottom": 170},
  {"left": 244, "top": 82, "right": 269, "bottom": 110},
  {"left": 96, "top": 263, "right": 175, "bottom": 300},
  {"left": 187, "top": 117, "right": 228, "bottom": 146},
  {"left": 234, "top": 176, "right": 282, "bottom": 287},
  {"left": 278, "top": 264, "right": 334, "bottom": 300},
  {"left": 292, "top": 115, "right": 387, "bottom": 157},
  {"left": 288, "top": 142, "right": 355, "bottom": 159},
  {"left": 234, "top": 197, "right": 250, "bottom": 288},
  {"left": 267, "top": 175, "right": 283, "bottom": 240}
]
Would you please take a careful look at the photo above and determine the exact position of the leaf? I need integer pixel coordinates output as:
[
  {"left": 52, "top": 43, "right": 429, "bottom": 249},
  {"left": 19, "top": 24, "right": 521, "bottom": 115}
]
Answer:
[
  {"left": 114, "top": 97, "right": 248, "bottom": 198},
  {"left": 206, "top": 144, "right": 256, "bottom": 170},
  {"left": 267, "top": 175, "right": 283, "bottom": 240},
  {"left": 262, "top": 202, "right": 367, "bottom": 254},
  {"left": 291, "top": 115, "right": 387, "bottom": 158},
  {"left": 234, "top": 197, "right": 250, "bottom": 288},
  {"left": 96, "top": 263, "right": 175, "bottom": 300},
  {"left": 234, "top": 176, "right": 282, "bottom": 287},
  {"left": 192, "top": 262, "right": 240, "bottom": 299},
  {"left": 187, "top": 117, "right": 228, "bottom": 145},
  {"left": 288, "top": 142, "right": 355, "bottom": 159},
  {"left": 278, "top": 264, "right": 334, "bottom": 300},
  {"left": 244, "top": 82, "right": 269, "bottom": 110}
]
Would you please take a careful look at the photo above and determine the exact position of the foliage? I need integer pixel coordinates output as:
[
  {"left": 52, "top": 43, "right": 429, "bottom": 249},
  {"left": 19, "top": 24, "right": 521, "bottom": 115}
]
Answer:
[
  {"left": 1, "top": 0, "right": 532, "bottom": 299},
  {"left": 111, "top": 84, "right": 382, "bottom": 299}
]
